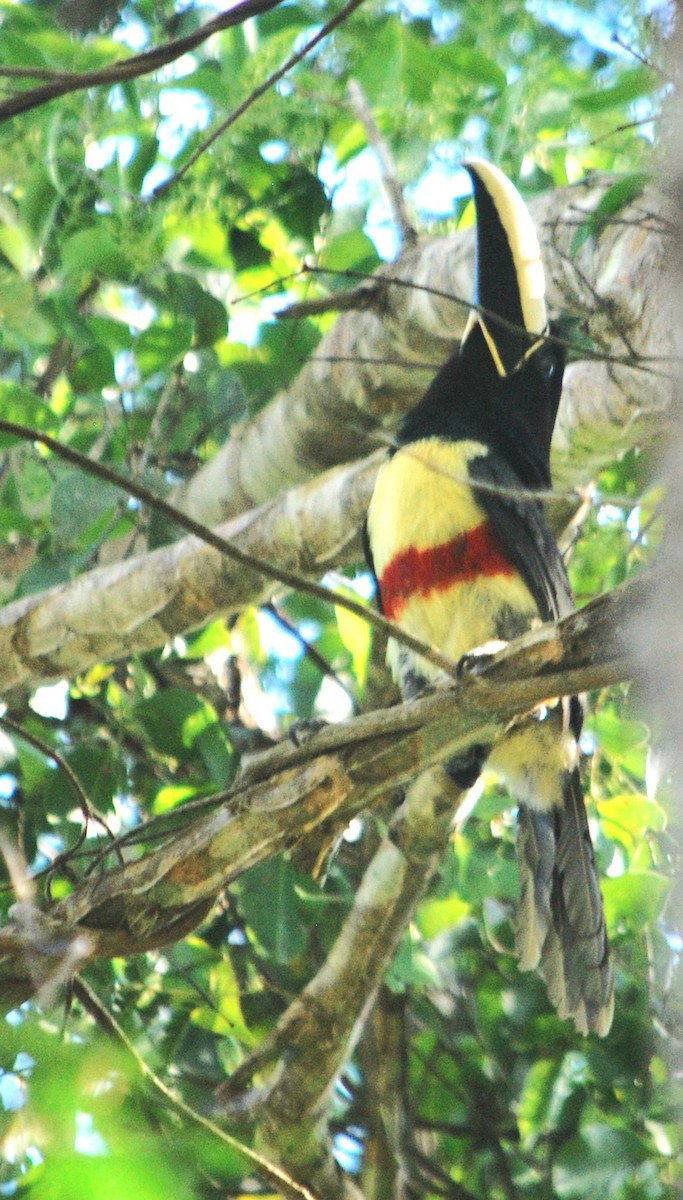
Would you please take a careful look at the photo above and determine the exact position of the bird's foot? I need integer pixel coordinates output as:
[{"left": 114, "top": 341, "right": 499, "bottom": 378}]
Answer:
[
  {"left": 287, "top": 718, "right": 328, "bottom": 747},
  {"left": 456, "top": 639, "right": 507, "bottom": 678}
]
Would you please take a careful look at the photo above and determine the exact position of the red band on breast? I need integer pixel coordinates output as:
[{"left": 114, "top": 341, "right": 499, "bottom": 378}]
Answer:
[{"left": 379, "top": 522, "right": 515, "bottom": 621}]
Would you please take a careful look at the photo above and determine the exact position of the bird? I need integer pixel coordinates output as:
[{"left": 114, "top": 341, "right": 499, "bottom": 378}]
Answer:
[{"left": 364, "top": 159, "right": 613, "bottom": 1036}]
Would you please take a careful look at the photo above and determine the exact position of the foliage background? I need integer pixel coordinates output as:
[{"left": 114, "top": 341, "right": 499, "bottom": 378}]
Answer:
[{"left": 0, "top": 0, "right": 680, "bottom": 1197}]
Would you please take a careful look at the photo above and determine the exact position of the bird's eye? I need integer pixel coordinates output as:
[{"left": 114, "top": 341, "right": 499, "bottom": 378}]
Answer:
[{"left": 535, "top": 343, "right": 564, "bottom": 385}]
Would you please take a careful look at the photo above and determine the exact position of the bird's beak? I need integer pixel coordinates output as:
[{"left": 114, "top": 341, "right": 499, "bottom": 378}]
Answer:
[{"left": 462, "top": 159, "right": 548, "bottom": 377}]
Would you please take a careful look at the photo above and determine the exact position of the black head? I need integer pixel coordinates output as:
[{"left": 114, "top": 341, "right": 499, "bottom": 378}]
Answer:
[{"left": 397, "top": 162, "right": 565, "bottom": 482}]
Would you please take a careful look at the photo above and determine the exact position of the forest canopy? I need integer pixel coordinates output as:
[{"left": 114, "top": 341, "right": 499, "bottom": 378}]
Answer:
[{"left": 0, "top": 1, "right": 680, "bottom": 1199}]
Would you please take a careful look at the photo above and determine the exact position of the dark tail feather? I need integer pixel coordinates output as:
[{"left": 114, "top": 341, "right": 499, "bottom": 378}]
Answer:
[{"left": 515, "top": 769, "right": 613, "bottom": 1036}]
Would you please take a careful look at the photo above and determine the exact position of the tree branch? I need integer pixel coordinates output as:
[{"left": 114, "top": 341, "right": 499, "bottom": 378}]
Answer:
[
  {"left": 220, "top": 764, "right": 464, "bottom": 1200},
  {"left": 0, "top": 0, "right": 286, "bottom": 121},
  {"left": 0, "top": 570, "right": 645, "bottom": 1008},
  {"left": 346, "top": 78, "right": 417, "bottom": 249}
]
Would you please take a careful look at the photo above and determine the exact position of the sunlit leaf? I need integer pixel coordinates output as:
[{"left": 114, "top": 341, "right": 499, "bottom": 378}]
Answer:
[
  {"left": 602, "top": 870, "right": 671, "bottom": 929},
  {"left": 417, "top": 893, "right": 471, "bottom": 939},
  {"left": 334, "top": 593, "right": 371, "bottom": 688},
  {"left": 191, "top": 956, "right": 256, "bottom": 1045},
  {"left": 597, "top": 793, "right": 667, "bottom": 854}
]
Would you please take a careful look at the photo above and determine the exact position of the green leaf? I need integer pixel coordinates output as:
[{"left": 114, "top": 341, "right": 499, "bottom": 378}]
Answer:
[
  {"left": 42, "top": 743, "right": 125, "bottom": 816},
  {"left": 328, "top": 119, "right": 368, "bottom": 168},
  {"left": 597, "top": 794, "right": 667, "bottom": 852},
  {"left": 181, "top": 619, "right": 233, "bottom": 660},
  {"left": 0, "top": 31, "right": 49, "bottom": 69},
  {"left": 417, "top": 893, "right": 471, "bottom": 939},
  {"left": 388, "top": 930, "right": 442, "bottom": 990},
  {"left": 29, "top": 1150, "right": 196, "bottom": 1200},
  {"left": 265, "top": 165, "right": 328, "bottom": 241},
  {"left": 122, "top": 134, "right": 159, "bottom": 194},
  {"left": 237, "top": 857, "right": 308, "bottom": 963},
  {"left": 354, "top": 20, "right": 404, "bottom": 104},
  {"left": 86, "top": 314, "right": 134, "bottom": 353},
  {"left": 134, "top": 320, "right": 194, "bottom": 376},
  {"left": 0, "top": 382, "right": 52, "bottom": 444},
  {"left": 575, "top": 66, "right": 657, "bottom": 112},
  {"left": 52, "top": 472, "right": 120, "bottom": 546},
  {"left": 191, "top": 956, "right": 255, "bottom": 1044},
  {"left": 553, "top": 1124, "right": 650, "bottom": 1198},
  {"left": 335, "top": 592, "right": 371, "bottom": 688},
  {"left": 257, "top": 4, "right": 312, "bottom": 35},
  {"left": 0, "top": 220, "right": 37, "bottom": 276},
  {"left": 318, "top": 230, "right": 380, "bottom": 280},
  {"left": 588, "top": 706, "right": 649, "bottom": 778},
  {"left": 164, "top": 272, "right": 228, "bottom": 346},
  {"left": 135, "top": 689, "right": 233, "bottom": 782},
  {"left": 517, "top": 1057, "right": 563, "bottom": 1143},
  {"left": 62, "top": 226, "right": 131, "bottom": 280},
  {"left": 0, "top": 273, "right": 54, "bottom": 343},
  {"left": 17, "top": 551, "right": 72, "bottom": 596},
  {"left": 194, "top": 720, "right": 236, "bottom": 786},
  {"left": 165, "top": 213, "right": 232, "bottom": 270},
  {"left": 453, "top": 829, "right": 519, "bottom": 903},
  {"left": 602, "top": 870, "right": 671, "bottom": 929},
  {"left": 438, "top": 42, "right": 506, "bottom": 90},
  {"left": 572, "top": 173, "right": 648, "bottom": 251},
  {"left": 152, "top": 785, "right": 200, "bottom": 814},
  {"left": 70, "top": 344, "right": 116, "bottom": 393}
]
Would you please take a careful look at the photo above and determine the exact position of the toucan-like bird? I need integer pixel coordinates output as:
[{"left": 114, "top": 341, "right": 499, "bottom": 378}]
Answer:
[{"left": 365, "top": 160, "right": 613, "bottom": 1036}]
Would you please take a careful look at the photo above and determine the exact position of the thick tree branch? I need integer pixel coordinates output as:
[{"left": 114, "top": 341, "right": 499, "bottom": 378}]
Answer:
[
  {"left": 215, "top": 573, "right": 650, "bottom": 1194},
  {"left": 0, "top": 452, "right": 381, "bottom": 698},
  {"left": 356, "top": 990, "right": 411, "bottom": 1200},
  {"left": 222, "top": 766, "right": 463, "bottom": 1200},
  {"left": 0, "top": 571, "right": 645, "bottom": 1008}
]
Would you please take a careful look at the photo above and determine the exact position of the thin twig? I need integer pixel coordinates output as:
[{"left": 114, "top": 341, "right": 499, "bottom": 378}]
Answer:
[
  {"left": 611, "top": 32, "right": 661, "bottom": 74},
  {"left": 590, "top": 116, "right": 660, "bottom": 146},
  {"left": 71, "top": 975, "right": 320, "bottom": 1200},
  {"left": 154, "top": 0, "right": 370, "bottom": 198},
  {"left": 0, "top": 715, "right": 121, "bottom": 884},
  {"left": 298, "top": 266, "right": 675, "bottom": 376},
  {"left": 264, "top": 601, "right": 357, "bottom": 709},
  {"left": 304, "top": 353, "right": 440, "bottom": 369},
  {"left": 347, "top": 77, "right": 417, "bottom": 248},
  {"left": 276, "top": 283, "right": 381, "bottom": 319}
]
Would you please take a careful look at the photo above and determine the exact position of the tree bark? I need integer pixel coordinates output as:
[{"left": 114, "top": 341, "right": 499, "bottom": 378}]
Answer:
[{"left": 0, "top": 455, "right": 377, "bottom": 697}]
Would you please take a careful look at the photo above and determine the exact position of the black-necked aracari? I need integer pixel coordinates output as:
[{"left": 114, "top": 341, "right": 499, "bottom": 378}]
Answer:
[{"left": 365, "top": 160, "right": 613, "bottom": 1036}]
